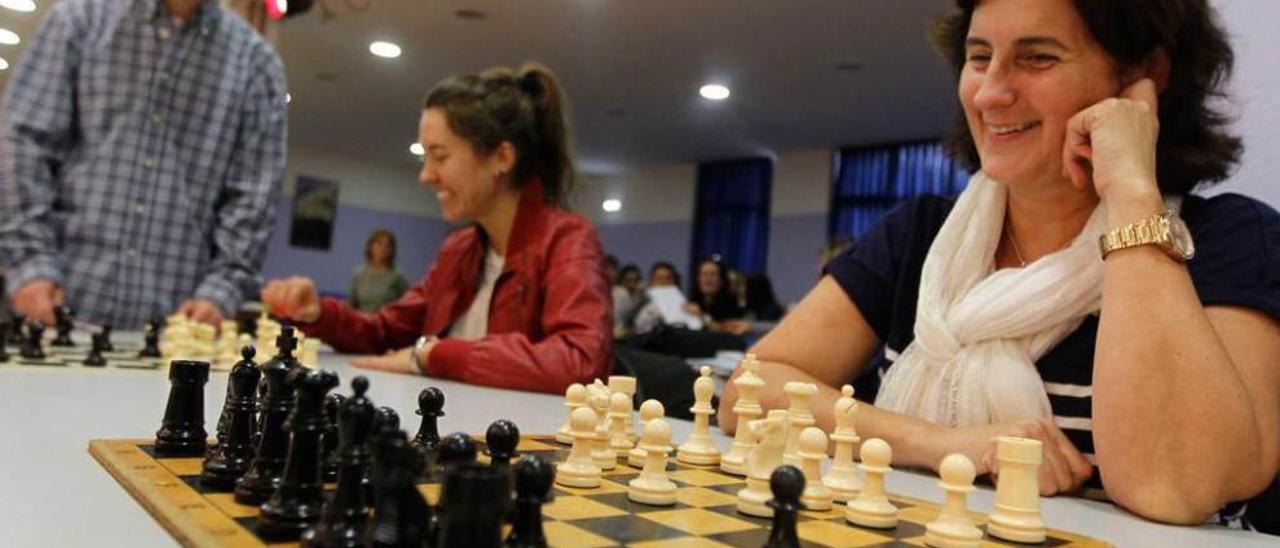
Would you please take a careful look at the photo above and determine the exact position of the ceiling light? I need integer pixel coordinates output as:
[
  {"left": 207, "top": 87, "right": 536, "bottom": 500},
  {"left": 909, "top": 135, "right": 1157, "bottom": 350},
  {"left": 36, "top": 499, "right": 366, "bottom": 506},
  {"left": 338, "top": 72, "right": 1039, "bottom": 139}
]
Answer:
[
  {"left": 410, "top": 143, "right": 424, "bottom": 156},
  {"left": 369, "top": 41, "right": 402, "bottom": 59},
  {"left": 0, "top": 57, "right": 8, "bottom": 71},
  {"left": 285, "top": 93, "right": 292, "bottom": 104},
  {"left": 602, "top": 199, "right": 622, "bottom": 213},
  {"left": 699, "top": 84, "right": 730, "bottom": 101},
  {"left": 0, "top": 0, "right": 36, "bottom": 13},
  {"left": 264, "top": 0, "right": 314, "bottom": 21},
  {"left": 0, "top": 28, "right": 19, "bottom": 45}
]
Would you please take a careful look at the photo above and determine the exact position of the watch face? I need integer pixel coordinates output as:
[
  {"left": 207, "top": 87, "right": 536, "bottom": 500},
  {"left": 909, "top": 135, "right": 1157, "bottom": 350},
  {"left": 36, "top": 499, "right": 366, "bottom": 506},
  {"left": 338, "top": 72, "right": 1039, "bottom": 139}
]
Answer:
[{"left": 1168, "top": 216, "right": 1196, "bottom": 260}]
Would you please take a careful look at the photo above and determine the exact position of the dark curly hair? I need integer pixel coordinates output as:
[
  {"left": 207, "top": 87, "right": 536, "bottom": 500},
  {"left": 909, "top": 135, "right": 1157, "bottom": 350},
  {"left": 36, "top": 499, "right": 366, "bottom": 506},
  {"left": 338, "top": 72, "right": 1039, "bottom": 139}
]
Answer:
[
  {"left": 424, "top": 63, "right": 576, "bottom": 208},
  {"left": 933, "top": 0, "right": 1242, "bottom": 196}
]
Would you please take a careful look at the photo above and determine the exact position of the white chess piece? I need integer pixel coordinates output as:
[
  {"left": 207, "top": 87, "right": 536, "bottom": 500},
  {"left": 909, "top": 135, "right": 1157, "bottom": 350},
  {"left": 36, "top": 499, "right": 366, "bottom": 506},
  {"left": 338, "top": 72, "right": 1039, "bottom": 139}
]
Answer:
[
  {"left": 628, "top": 400, "right": 666, "bottom": 468},
  {"left": 721, "top": 354, "right": 764, "bottom": 476},
  {"left": 587, "top": 386, "right": 616, "bottom": 470},
  {"left": 608, "top": 391, "right": 635, "bottom": 453},
  {"left": 987, "top": 437, "right": 1046, "bottom": 543},
  {"left": 556, "top": 383, "right": 587, "bottom": 445},
  {"left": 823, "top": 384, "right": 863, "bottom": 501},
  {"left": 736, "top": 409, "right": 789, "bottom": 517},
  {"left": 781, "top": 382, "right": 818, "bottom": 467},
  {"left": 677, "top": 366, "right": 721, "bottom": 465},
  {"left": 845, "top": 438, "right": 898, "bottom": 528},
  {"left": 608, "top": 375, "right": 638, "bottom": 442},
  {"left": 925, "top": 454, "right": 984, "bottom": 548},
  {"left": 798, "top": 427, "right": 834, "bottom": 511},
  {"left": 627, "top": 418, "right": 678, "bottom": 506},
  {"left": 300, "top": 338, "right": 320, "bottom": 368},
  {"left": 556, "top": 407, "right": 602, "bottom": 488}
]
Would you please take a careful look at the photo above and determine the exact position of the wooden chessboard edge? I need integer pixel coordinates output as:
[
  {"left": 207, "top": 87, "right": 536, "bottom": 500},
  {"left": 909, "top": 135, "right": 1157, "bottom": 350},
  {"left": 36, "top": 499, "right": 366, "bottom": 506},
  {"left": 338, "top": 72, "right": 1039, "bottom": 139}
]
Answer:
[{"left": 88, "top": 440, "right": 265, "bottom": 548}]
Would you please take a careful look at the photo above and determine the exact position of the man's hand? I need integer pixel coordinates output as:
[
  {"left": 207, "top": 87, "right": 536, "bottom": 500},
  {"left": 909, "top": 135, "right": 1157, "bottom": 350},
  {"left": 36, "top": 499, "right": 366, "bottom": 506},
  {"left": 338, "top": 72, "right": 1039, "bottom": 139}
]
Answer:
[
  {"left": 261, "top": 277, "right": 322, "bottom": 324},
  {"left": 12, "top": 279, "right": 63, "bottom": 325},
  {"left": 177, "top": 298, "right": 225, "bottom": 327}
]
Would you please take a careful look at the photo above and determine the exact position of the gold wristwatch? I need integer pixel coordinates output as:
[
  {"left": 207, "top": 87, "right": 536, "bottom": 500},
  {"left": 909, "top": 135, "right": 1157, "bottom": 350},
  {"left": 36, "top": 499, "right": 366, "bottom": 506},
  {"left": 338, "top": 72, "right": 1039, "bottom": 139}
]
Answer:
[{"left": 1098, "top": 211, "right": 1195, "bottom": 261}]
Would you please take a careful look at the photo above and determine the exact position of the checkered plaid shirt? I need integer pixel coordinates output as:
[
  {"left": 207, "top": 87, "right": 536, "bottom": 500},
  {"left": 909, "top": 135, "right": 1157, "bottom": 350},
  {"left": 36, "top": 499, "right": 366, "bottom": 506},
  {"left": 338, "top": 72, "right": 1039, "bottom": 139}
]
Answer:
[{"left": 0, "top": 0, "right": 287, "bottom": 328}]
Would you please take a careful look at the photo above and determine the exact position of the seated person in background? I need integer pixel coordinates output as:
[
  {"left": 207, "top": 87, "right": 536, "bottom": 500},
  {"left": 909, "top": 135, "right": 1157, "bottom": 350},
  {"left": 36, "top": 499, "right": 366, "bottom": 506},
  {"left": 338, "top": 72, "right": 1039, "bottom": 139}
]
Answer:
[
  {"left": 743, "top": 274, "right": 784, "bottom": 322},
  {"left": 612, "top": 263, "right": 643, "bottom": 338},
  {"left": 632, "top": 261, "right": 682, "bottom": 334},
  {"left": 262, "top": 64, "right": 613, "bottom": 394},
  {"left": 349, "top": 229, "right": 409, "bottom": 312},
  {"left": 685, "top": 257, "right": 749, "bottom": 335},
  {"left": 718, "top": 0, "right": 1279, "bottom": 532}
]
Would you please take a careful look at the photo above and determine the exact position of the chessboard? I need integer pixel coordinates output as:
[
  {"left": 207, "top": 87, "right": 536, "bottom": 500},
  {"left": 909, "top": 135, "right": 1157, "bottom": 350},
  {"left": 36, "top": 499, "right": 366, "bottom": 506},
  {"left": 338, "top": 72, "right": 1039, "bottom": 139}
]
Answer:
[
  {"left": 23, "top": 342, "right": 163, "bottom": 369},
  {"left": 90, "top": 435, "right": 1110, "bottom": 548}
]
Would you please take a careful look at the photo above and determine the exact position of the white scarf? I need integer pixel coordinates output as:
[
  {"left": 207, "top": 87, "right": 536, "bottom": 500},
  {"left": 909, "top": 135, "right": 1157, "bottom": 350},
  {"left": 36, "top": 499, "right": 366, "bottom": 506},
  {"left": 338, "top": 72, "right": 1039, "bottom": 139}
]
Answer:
[{"left": 873, "top": 172, "right": 1110, "bottom": 426}]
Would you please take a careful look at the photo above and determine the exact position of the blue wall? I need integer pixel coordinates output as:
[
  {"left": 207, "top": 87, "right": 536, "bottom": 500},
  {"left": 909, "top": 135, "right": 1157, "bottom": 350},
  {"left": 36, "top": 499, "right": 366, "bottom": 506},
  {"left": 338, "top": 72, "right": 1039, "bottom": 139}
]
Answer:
[
  {"left": 767, "top": 213, "right": 827, "bottom": 305},
  {"left": 596, "top": 219, "right": 693, "bottom": 287}
]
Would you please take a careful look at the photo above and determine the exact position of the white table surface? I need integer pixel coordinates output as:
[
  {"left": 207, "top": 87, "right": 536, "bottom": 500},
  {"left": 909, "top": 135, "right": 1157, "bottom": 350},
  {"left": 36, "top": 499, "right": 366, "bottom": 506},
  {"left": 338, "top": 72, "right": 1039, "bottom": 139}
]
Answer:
[{"left": 0, "top": 346, "right": 1273, "bottom": 547}]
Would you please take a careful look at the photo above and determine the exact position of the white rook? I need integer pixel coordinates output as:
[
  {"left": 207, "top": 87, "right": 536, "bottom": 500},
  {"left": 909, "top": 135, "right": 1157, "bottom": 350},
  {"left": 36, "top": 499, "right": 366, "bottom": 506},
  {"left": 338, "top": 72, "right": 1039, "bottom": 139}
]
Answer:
[{"left": 987, "top": 436, "right": 1046, "bottom": 543}]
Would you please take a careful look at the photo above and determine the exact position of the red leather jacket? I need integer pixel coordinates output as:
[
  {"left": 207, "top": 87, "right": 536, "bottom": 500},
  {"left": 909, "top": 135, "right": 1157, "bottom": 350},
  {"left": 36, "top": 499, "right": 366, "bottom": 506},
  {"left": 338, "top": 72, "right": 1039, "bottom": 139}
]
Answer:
[{"left": 300, "top": 183, "right": 613, "bottom": 394}]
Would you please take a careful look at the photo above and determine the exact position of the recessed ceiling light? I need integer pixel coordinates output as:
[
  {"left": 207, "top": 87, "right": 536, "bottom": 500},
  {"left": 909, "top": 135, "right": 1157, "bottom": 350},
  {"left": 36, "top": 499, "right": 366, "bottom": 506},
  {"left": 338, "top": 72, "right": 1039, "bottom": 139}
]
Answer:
[
  {"left": 0, "top": 28, "right": 19, "bottom": 45},
  {"left": 410, "top": 143, "right": 424, "bottom": 156},
  {"left": 455, "top": 8, "right": 488, "bottom": 20},
  {"left": 699, "top": 84, "right": 730, "bottom": 101},
  {"left": 602, "top": 199, "right": 622, "bottom": 213},
  {"left": 0, "top": 0, "right": 36, "bottom": 13},
  {"left": 0, "top": 57, "right": 8, "bottom": 71},
  {"left": 369, "top": 41, "right": 402, "bottom": 59},
  {"left": 285, "top": 93, "right": 292, "bottom": 104}
]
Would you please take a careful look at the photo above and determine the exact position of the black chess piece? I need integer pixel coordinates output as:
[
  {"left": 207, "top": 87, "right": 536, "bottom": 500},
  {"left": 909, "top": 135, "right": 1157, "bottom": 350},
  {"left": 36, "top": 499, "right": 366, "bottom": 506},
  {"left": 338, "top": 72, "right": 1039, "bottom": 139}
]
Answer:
[
  {"left": 51, "top": 305, "right": 74, "bottom": 347},
  {"left": 235, "top": 347, "right": 295, "bottom": 505},
  {"left": 504, "top": 455, "right": 554, "bottom": 548},
  {"left": 321, "top": 392, "right": 346, "bottom": 483},
  {"left": 7, "top": 314, "right": 25, "bottom": 345},
  {"left": 0, "top": 321, "right": 11, "bottom": 363},
  {"left": 412, "top": 387, "right": 444, "bottom": 459},
  {"left": 302, "top": 377, "right": 377, "bottom": 548},
  {"left": 763, "top": 465, "right": 806, "bottom": 548},
  {"left": 154, "top": 360, "right": 211, "bottom": 456},
  {"left": 437, "top": 462, "right": 508, "bottom": 548},
  {"left": 437, "top": 432, "right": 477, "bottom": 471},
  {"left": 100, "top": 324, "right": 114, "bottom": 352},
  {"left": 139, "top": 318, "right": 162, "bottom": 359},
  {"left": 201, "top": 347, "right": 261, "bottom": 490},
  {"left": 258, "top": 369, "right": 341, "bottom": 540},
  {"left": 374, "top": 406, "right": 400, "bottom": 434},
  {"left": 485, "top": 419, "right": 519, "bottom": 470},
  {"left": 83, "top": 332, "right": 107, "bottom": 367},
  {"left": 364, "top": 428, "right": 433, "bottom": 548},
  {"left": 20, "top": 321, "right": 46, "bottom": 360}
]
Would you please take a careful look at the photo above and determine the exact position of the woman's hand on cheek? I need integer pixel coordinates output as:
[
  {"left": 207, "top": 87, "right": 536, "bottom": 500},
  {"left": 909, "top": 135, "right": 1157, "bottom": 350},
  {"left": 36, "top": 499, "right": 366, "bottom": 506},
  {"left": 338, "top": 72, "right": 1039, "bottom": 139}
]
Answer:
[{"left": 1062, "top": 78, "right": 1162, "bottom": 204}]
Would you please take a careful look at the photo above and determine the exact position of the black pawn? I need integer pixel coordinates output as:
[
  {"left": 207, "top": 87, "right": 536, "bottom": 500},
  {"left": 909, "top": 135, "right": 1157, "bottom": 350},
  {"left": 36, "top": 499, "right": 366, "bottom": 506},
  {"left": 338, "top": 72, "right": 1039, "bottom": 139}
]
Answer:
[
  {"left": 83, "top": 332, "right": 107, "bottom": 367},
  {"left": 51, "top": 305, "right": 74, "bottom": 347},
  {"left": 364, "top": 429, "right": 433, "bottom": 548},
  {"left": 412, "top": 387, "right": 444, "bottom": 458},
  {"left": 139, "top": 318, "right": 162, "bottom": 359},
  {"left": 303, "top": 377, "right": 377, "bottom": 548},
  {"left": 20, "top": 321, "right": 45, "bottom": 360},
  {"left": 154, "top": 360, "right": 211, "bottom": 456},
  {"left": 258, "top": 369, "right": 341, "bottom": 540},
  {"left": 6, "top": 314, "right": 23, "bottom": 345},
  {"left": 438, "top": 432, "right": 478, "bottom": 472},
  {"left": 504, "top": 455, "right": 554, "bottom": 548},
  {"left": 201, "top": 347, "right": 261, "bottom": 490},
  {"left": 485, "top": 420, "right": 519, "bottom": 470},
  {"left": 0, "top": 321, "right": 9, "bottom": 363},
  {"left": 235, "top": 348, "right": 294, "bottom": 505},
  {"left": 763, "top": 465, "right": 806, "bottom": 548},
  {"left": 437, "top": 463, "right": 508, "bottom": 548},
  {"left": 99, "top": 324, "right": 114, "bottom": 352},
  {"left": 374, "top": 406, "right": 400, "bottom": 434},
  {"left": 321, "top": 392, "right": 346, "bottom": 483}
]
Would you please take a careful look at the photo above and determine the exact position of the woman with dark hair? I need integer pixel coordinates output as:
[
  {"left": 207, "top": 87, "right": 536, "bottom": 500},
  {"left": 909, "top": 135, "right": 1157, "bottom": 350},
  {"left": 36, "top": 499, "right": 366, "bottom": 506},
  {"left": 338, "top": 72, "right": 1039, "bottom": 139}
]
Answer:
[
  {"left": 720, "top": 0, "right": 1279, "bottom": 532},
  {"left": 262, "top": 64, "right": 612, "bottom": 394},
  {"left": 686, "top": 258, "right": 744, "bottom": 324},
  {"left": 349, "top": 229, "right": 409, "bottom": 312}
]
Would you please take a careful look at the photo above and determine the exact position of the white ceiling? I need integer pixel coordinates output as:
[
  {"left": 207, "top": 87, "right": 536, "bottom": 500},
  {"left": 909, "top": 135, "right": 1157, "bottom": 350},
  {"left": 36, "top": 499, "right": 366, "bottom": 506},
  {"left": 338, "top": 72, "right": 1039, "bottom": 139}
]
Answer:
[{"left": 0, "top": 0, "right": 962, "bottom": 174}]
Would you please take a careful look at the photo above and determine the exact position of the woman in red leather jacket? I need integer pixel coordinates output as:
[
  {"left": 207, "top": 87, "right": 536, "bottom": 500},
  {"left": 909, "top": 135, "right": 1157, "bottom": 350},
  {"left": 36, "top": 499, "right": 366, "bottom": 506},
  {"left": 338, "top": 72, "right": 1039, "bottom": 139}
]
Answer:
[{"left": 261, "top": 64, "right": 613, "bottom": 394}]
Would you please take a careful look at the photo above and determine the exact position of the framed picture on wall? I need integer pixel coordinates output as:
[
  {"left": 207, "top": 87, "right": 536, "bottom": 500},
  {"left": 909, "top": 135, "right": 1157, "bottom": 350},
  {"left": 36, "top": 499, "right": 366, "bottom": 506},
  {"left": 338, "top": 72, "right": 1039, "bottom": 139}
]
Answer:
[{"left": 289, "top": 175, "right": 340, "bottom": 250}]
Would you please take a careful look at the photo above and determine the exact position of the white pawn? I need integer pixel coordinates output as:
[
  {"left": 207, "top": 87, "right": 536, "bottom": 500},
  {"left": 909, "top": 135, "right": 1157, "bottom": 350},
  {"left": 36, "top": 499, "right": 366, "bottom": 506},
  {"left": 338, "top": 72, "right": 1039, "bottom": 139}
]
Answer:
[
  {"left": 608, "top": 391, "right": 634, "bottom": 453},
  {"left": 798, "top": 427, "right": 834, "bottom": 511},
  {"left": 556, "top": 383, "right": 587, "bottom": 445},
  {"left": 721, "top": 354, "right": 764, "bottom": 476},
  {"left": 556, "top": 407, "right": 602, "bottom": 488},
  {"left": 736, "top": 409, "right": 789, "bottom": 517},
  {"left": 300, "top": 338, "right": 321, "bottom": 368},
  {"left": 987, "top": 437, "right": 1046, "bottom": 543},
  {"left": 627, "top": 418, "right": 678, "bottom": 506},
  {"left": 925, "top": 454, "right": 983, "bottom": 548},
  {"left": 781, "top": 382, "right": 818, "bottom": 467},
  {"left": 677, "top": 366, "right": 721, "bottom": 465},
  {"left": 587, "top": 387, "right": 616, "bottom": 470},
  {"left": 846, "top": 438, "right": 898, "bottom": 528},
  {"left": 608, "top": 375, "right": 638, "bottom": 443},
  {"left": 823, "top": 384, "right": 863, "bottom": 502},
  {"left": 628, "top": 400, "right": 666, "bottom": 468}
]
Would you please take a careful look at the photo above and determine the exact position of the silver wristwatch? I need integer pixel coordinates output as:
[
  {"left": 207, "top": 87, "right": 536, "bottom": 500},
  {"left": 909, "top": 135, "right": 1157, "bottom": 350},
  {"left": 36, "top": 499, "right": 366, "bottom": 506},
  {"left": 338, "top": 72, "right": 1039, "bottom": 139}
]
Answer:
[{"left": 410, "top": 335, "right": 437, "bottom": 375}]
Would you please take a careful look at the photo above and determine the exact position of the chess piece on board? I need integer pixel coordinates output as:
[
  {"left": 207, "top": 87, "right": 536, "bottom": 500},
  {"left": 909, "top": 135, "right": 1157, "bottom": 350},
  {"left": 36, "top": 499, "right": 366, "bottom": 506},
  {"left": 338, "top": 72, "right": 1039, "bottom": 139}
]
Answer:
[
  {"left": 986, "top": 437, "right": 1046, "bottom": 544},
  {"left": 83, "top": 332, "right": 108, "bottom": 367},
  {"left": 676, "top": 366, "right": 721, "bottom": 465},
  {"left": 20, "top": 321, "right": 46, "bottom": 360},
  {"left": 235, "top": 349, "right": 295, "bottom": 505},
  {"left": 627, "top": 418, "right": 677, "bottom": 506},
  {"left": 364, "top": 429, "right": 434, "bottom": 548},
  {"left": 608, "top": 391, "right": 634, "bottom": 453},
  {"left": 556, "top": 407, "right": 602, "bottom": 488},
  {"left": 0, "top": 320, "right": 9, "bottom": 363},
  {"left": 764, "top": 465, "right": 806, "bottom": 548},
  {"left": 154, "top": 360, "right": 211, "bottom": 456},
  {"left": 845, "top": 438, "right": 898, "bottom": 529},
  {"left": 505, "top": 455, "right": 555, "bottom": 548},
  {"left": 486, "top": 419, "right": 520, "bottom": 470},
  {"left": 607, "top": 375, "right": 638, "bottom": 442},
  {"left": 437, "top": 431, "right": 478, "bottom": 473},
  {"left": 201, "top": 347, "right": 261, "bottom": 490},
  {"left": 798, "top": 427, "right": 834, "bottom": 511},
  {"left": 925, "top": 454, "right": 984, "bottom": 548},
  {"left": 5, "top": 314, "right": 23, "bottom": 345},
  {"left": 413, "top": 387, "right": 445, "bottom": 461},
  {"left": 138, "top": 318, "right": 162, "bottom": 359},
  {"left": 302, "top": 376, "right": 377, "bottom": 547},
  {"left": 99, "top": 324, "right": 115, "bottom": 352},
  {"left": 628, "top": 399, "right": 666, "bottom": 468},
  {"left": 781, "top": 382, "right": 817, "bottom": 467},
  {"left": 321, "top": 393, "right": 346, "bottom": 483},
  {"left": 722, "top": 354, "right": 764, "bottom": 476},
  {"left": 737, "top": 409, "right": 789, "bottom": 517},
  {"left": 823, "top": 384, "right": 862, "bottom": 502},
  {"left": 436, "top": 462, "right": 509, "bottom": 548},
  {"left": 258, "top": 369, "right": 341, "bottom": 540},
  {"left": 555, "top": 383, "right": 587, "bottom": 445},
  {"left": 51, "top": 305, "right": 75, "bottom": 347},
  {"left": 586, "top": 387, "right": 616, "bottom": 471}
]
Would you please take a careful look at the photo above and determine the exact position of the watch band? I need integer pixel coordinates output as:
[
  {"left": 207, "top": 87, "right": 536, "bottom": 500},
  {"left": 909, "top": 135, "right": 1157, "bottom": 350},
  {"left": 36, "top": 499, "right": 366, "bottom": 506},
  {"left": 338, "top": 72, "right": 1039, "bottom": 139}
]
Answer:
[
  {"left": 1098, "top": 211, "right": 1193, "bottom": 262},
  {"left": 410, "top": 335, "right": 437, "bottom": 375}
]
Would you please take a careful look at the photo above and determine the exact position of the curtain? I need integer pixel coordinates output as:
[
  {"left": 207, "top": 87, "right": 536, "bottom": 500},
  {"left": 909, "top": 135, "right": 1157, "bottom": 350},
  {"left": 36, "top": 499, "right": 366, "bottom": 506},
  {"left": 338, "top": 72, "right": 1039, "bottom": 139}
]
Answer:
[
  {"left": 829, "top": 141, "right": 970, "bottom": 238},
  {"left": 690, "top": 158, "right": 773, "bottom": 276}
]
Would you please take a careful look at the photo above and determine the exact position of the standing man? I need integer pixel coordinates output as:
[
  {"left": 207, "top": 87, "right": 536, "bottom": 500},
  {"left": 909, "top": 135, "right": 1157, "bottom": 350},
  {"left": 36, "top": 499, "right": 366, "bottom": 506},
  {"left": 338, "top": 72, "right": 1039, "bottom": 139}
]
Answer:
[{"left": 0, "top": 0, "right": 287, "bottom": 329}]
